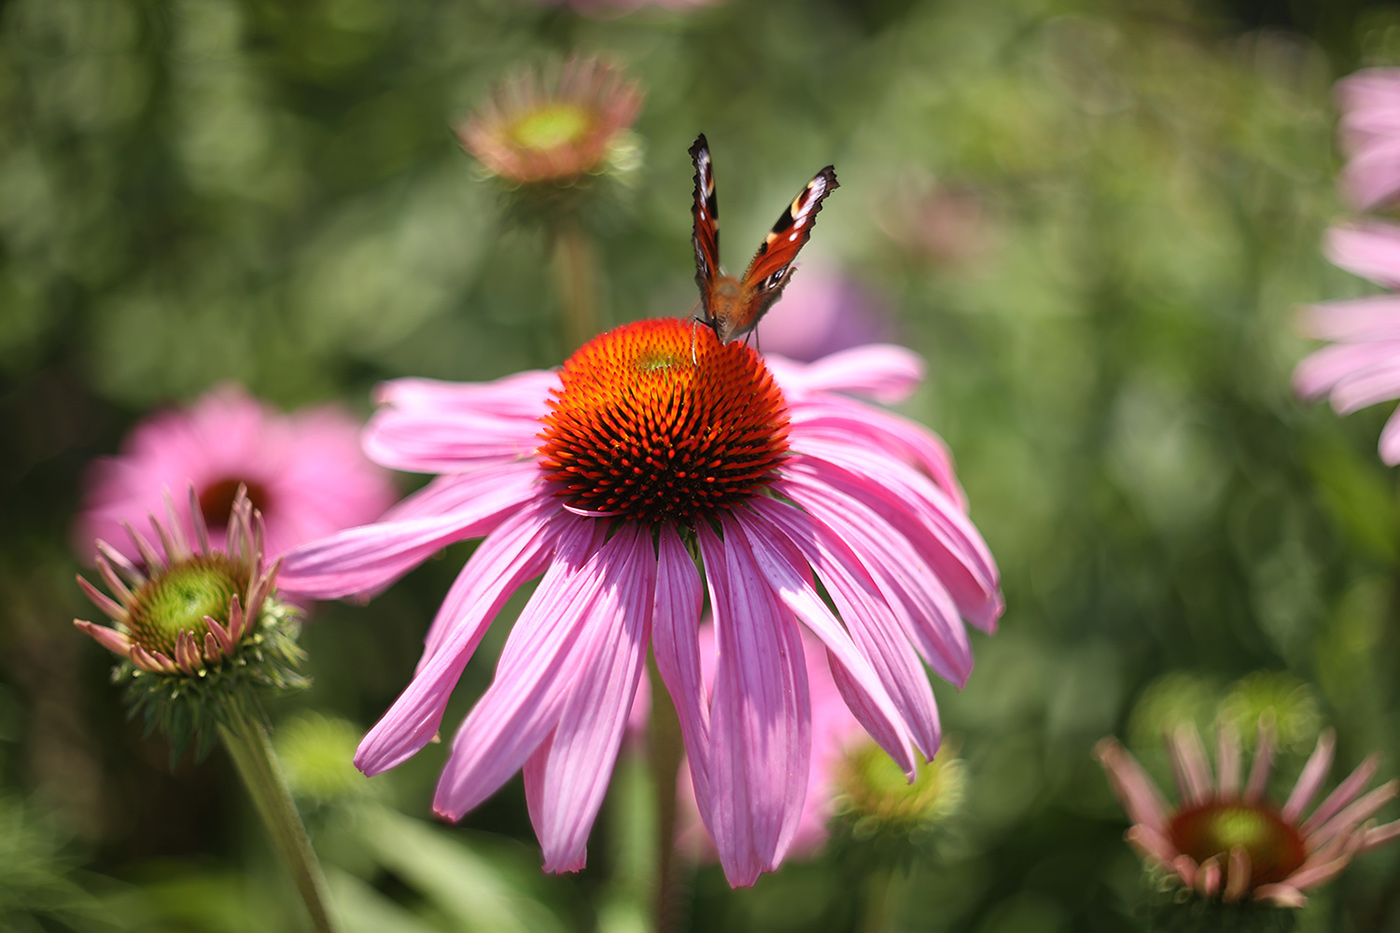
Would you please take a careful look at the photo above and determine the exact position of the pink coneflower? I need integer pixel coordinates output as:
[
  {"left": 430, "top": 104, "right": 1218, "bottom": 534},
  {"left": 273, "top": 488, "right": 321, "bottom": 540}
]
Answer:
[
  {"left": 457, "top": 57, "right": 643, "bottom": 187},
  {"left": 76, "top": 384, "right": 396, "bottom": 565},
  {"left": 1294, "top": 222, "right": 1400, "bottom": 464},
  {"left": 1097, "top": 724, "right": 1400, "bottom": 907},
  {"left": 281, "top": 318, "right": 1002, "bottom": 886},
  {"left": 1336, "top": 69, "right": 1400, "bottom": 212}
]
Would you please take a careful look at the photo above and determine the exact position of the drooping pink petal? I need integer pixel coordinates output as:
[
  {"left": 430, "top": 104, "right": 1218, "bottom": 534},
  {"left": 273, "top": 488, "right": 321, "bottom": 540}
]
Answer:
[
  {"left": 730, "top": 505, "right": 918, "bottom": 772},
  {"left": 748, "top": 496, "right": 939, "bottom": 759},
  {"left": 775, "top": 468, "right": 973, "bottom": 687},
  {"left": 1223, "top": 845, "right": 1252, "bottom": 903},
  {"left": 789, "top": 399, "right": 967, "bottom": 510},
  {"left": 651, "top": 525, "right": 710, "bottom": 817},
  {"left": 523, "top": 523, "right": 656, "bottom": 872},
  {"left": 699, "top": 520, "right": 811, "bottom": 887},
  {"left": 787, "top": 443, "right": 1002, "bottom": 631},
  {"left": 416, "top": 498, "right": 561, "bottom": 670},
  {"left": 1253, "top": 883, "right": 1307, "bottom": 907},
  {"left": 1125, "top": 824, "right": 1179, "bottom": 866},
  {"left": 1378, "top": 407, "right": 1400, "bottom": 465},
  {"left": 432, "top": 518, "right": 630, "bottom": 819},
  {"left": 279, "top": 462, "right": 541, "bottom": 598},
  {"left": 354, "top": 511, "right": 588, "bottom": 776}
]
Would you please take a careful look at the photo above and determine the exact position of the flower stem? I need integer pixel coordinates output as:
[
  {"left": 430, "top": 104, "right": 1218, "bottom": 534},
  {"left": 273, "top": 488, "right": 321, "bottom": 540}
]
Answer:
[
  {"left": 551, "top": 214, "right": 599, "bottom": 353},
  {"left": 647, "top": 654, "right": 687, "bottom": 933},
  {"left": 219, "top": 700, "right": 339, "bottom": 933}
]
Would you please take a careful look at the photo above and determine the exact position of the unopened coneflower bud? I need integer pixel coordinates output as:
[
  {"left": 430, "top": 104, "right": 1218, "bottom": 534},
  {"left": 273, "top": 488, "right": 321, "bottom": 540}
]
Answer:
[
  {"left": 75, "top": 486, "right": 307, "bottom": 762},
  {"left": 833, "top": 740, "right": 965, "bottom": 843}
]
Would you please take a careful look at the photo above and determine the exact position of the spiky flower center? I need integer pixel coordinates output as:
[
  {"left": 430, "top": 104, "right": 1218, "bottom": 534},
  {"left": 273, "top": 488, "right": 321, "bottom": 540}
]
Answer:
[
  {"left": 126, "top": 554, "right": 245, "bottom": 658},
  {"left": 198, "top": 478, "right": 270, "bottom": 530},
  {"left": 509, "top": 104, "right": 594, "bottom": 152},
  {"left": 1169, "top": 800, "right": 1307, "bottom": 886},
  {"left": 537, "top": 318, "right": 790, "bottom": 524}
]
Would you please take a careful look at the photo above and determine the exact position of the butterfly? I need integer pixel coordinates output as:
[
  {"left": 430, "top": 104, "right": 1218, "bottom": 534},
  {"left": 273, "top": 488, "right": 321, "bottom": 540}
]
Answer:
[{"left": 689, "top": 133, "right": 839, "bottom": 344}]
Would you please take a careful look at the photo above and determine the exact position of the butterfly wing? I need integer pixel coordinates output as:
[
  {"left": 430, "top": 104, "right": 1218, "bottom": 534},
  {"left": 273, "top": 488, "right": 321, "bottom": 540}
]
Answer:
[
  {"left": 734, "top": 165, "right": 839, "bottom": 335},
  {"left": 689, "top": 134, "right": 722, "bottom": 316}
]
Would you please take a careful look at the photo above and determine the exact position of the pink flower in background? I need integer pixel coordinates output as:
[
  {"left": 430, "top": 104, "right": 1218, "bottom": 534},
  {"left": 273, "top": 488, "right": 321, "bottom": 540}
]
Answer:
[
  {"left": 281, "top": 318, "right": 1002, "bottom": 886},
  {"left": 1336, "top": 69, "right": 1400, "bottom": 212},
  {"left": 1294, "top": 223, "right": 1400, "bottom": 464},
  {"left": 757, "top": 270, "right": 893, "bottom": 364},
  {"left": 1097, "top": 724, "right": 1400, "bottom": 907},
  {"left": 76, "top": 385, "right": 397, "bottom": 564}
]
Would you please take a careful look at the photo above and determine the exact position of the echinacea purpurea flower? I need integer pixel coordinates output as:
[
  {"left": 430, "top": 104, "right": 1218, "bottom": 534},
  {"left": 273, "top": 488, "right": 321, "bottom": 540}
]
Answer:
[
  {"left": 280, "top": 318, "right": 1003, "bottom": 886},
  {"left": 1097, "top": 723, "right": 1400, "bottom": 907}
]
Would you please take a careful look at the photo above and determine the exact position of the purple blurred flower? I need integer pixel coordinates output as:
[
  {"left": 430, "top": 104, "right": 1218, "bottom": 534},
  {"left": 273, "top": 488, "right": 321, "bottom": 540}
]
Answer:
[
  {"left": 1098, "top": 723, "right": 1400, "bottom": 907},
  {"left": 76, "top": 384, "right": 396, "bottom": 565},
  {"left": 280, "top": 318, "right": 1002, "bottom": 885},
  {"left": 1337, "top": 69, "right": 1400, "bottom": 211},
  {"left": 758, "top": 270, "right": 893, "bottom": 364},
  {"left": 1294, "top": 222, "right": 1400, "bottom": 464}
]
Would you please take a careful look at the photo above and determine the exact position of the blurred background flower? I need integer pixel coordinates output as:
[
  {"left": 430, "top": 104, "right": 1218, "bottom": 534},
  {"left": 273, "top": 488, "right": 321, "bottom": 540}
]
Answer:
[{"left": 74, "top": 385, "right": 396, "bottom": 564}]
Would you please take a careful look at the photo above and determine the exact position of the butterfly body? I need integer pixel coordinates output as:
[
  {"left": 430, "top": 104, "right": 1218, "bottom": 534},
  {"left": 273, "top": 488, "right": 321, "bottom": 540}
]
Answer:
[{"left": 689, "top": 134, "right": 838, "bottom": 344}]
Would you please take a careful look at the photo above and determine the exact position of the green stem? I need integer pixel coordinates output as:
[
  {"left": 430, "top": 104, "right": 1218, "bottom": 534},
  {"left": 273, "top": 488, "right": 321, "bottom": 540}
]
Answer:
[
  {"left": 648, "top": 654, "right": 687, "bottom": 933},
  {"left": 551, "top": 215, "right": 599, "bottom": 352},
  {"left": 219, "top": 701, "right": 339, "bottom": 933}
]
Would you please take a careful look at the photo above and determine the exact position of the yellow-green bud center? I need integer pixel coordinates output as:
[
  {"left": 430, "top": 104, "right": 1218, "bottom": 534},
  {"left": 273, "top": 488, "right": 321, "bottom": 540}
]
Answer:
[{"left": 126, "top": 554, "right": 244, "bottom": 658}]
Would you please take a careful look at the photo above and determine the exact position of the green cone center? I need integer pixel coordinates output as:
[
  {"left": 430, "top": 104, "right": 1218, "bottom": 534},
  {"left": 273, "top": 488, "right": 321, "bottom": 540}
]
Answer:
[
  {"left": 1168, "top": 800, "right": 1307, "bottom": 886},
  {"left": 126, "top": 554, "right": 245, "bottom": 658},
  {"left": 509, "top": 104, "right": 593, "bottom": 151}
]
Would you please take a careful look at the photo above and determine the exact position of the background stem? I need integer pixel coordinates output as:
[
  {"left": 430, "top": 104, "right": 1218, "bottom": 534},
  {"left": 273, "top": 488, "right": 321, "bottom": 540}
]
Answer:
[
  {"left": 219, "top": 701, "right": 339, "bottom": 933},
  {"left": 648, "top": 654, "right": 687, "bottom": 933},
  {"left": 551, "top": 214, "right": 599, "bottom": 352}
]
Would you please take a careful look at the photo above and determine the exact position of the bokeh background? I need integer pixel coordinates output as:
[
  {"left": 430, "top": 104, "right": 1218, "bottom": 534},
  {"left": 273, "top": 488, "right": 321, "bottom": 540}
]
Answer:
[{"left": 4, "top": 0, "right": 1400, "bottom": 930}]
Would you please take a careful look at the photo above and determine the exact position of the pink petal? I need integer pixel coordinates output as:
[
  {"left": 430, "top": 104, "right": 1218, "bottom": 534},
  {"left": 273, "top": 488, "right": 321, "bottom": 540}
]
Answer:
[
  {"left": 375, "top": 371, "right": 557, "bottom": 418},
  {"left": 1283, "top": 729, "right": 1335, "bottom": 822},
  {"left": 432, "top": 518, "right": 633, "bottom": 820},
  {"left": 775, "top": 470, "right": 973, "bottom": 687},
  {"left": 1292, "top": 342, "right": 1400, "bottom": 403},
  {"left": 1308, "top": 780, "right": 1397, "bottom": 849},
  {"left": 747, "top": 496, "right": 938, "bottom": 759},
  {"left": 1297, "top": 295, "right": 1400, "bottom": 342},
  {"left": 1095, "top": 738, "right": 1170, "bottom": 832},
  {"left": 1169, "top": 726, "right": 1212, "bottom": 805},
  {"left": 789, "top": 400, "right": 967, "bottom": 510},
  {"left": 523, "top": 524, "right": 655, "bottom": 872},
  {"left": 363, "top": 405, "right": 543, "bottom": 474},
  {"left": 767, "top": 344, "right": 925, "bottom": 404},
  {"left": 1379, "top": 407, "right": 1400, "bottom": 465},
  {"left": 1325, "top": 222, "right": 1400, "bottom": 289},
  {"left": 354, "top": 511, "right": 586, "bottom": 775},
  {"left": 1303, "top": 752, "right": 1380, "bottom": 833},
  {"left": 790, "top": 444, "right": 1001, "bottom": 630},
  {"left": 278, "top": 462, "right": 541, "bottom": 598},
  {"left": 1252, "top": 883, "right": 1308, "bottom": 908},
  {"left": 1216, "top": 725, "right": 1242, "bottom": 798},
  {"left": 1339, "top": 137, "right": 1400, "bottom": 210},
  {"left": 698, "top": 521, "right": 811, "bottom": 887},
  {"left": 730, "top": 505, "right": 919, "bottom": 771},
  {"left": 1224, "top": 845, "right": 1251, "bottom": 903},
  {"left": 650, "top": 525, "right": 709, "bottom": 817},
  {"left": 1244, "top": 720, "right": 1275, "bottom": 803},
  {"left": 1124, "top": 824, "right": 1178, "bottom": 866},
  {"left": 1360, "top": 818, "right": 1400, "bottom": 852},
  {"left": 416, "top": 499, "right": 561, "bottom": 671}
]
